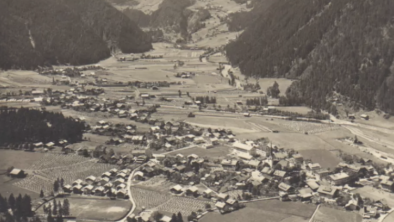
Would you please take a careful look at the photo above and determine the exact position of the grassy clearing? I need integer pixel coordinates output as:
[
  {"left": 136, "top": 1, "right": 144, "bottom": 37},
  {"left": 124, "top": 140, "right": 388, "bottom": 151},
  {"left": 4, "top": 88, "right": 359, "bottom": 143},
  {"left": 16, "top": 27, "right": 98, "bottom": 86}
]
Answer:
[
  {"left": 311, "top": 206, "right": 361, "bottom": 222},
  {"left": 168, "top": 145, "right": 231, "bottom": 158},
  {"left": 42, "top": 197, "right": 131, "bottom": 220},
  {"left": 383, "top": 211, "right": 394, "bottom": 222},
  {"left": 0, "top": 150, "right": 46, "bottom": 198},
  {"left": 201, "top": 200, "right": 315, "bottom": 222},
  {"left": 298, "top": 149, "right": 340, "bottom": 169}
]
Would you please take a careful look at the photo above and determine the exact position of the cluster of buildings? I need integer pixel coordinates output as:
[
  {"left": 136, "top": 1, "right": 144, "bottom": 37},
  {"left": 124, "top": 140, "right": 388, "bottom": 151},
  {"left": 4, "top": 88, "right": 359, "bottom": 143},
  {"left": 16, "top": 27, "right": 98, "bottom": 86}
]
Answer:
[
  {"left": 62, "top": 168, "right": 131, "bottom": 199},
  {"left": 121, "top": 136, "right": 394, "bottom": 217}
]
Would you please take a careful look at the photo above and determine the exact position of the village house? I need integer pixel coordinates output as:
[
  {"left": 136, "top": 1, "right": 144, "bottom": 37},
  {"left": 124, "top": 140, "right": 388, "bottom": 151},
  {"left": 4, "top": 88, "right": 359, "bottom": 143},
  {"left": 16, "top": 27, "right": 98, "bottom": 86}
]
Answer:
[
  {"left": 85, "top": 175, "right": 97, "bottom": 184},
  {"left": 233, "top": 141, "right": 256, "bottom": 155},
  {"left": 278, "top": 183, "right": 294, "bottom": 193},
  {"left": 215, "top": 201, "right": 230, "bottom": 214},
  {"left": 273, "top": 170, "right": 287, "bottom": 179},
  {"left": 329, "top": 172, "right": 350, "bottom": 186},
  {"left": 116, "top": 189, "right": 127, "bottom": 199},
  {"left": 83, "top": 185, "right": 94, "bottom": 195},
  {"left": 307, "top": 163, "right": 322, "bottom": 172},
  {"left": 73, "top": 184, "right": 83, "bottom": 194},
  {"left": 63, "top": 184, "right": 72, "bottom": 193},
  {"left": 221, "top": 159, "right": 238, "bottom": 169},
  {"left": 9, "top": 168, "right": 25, "bottom": 178},
  {"left": 298, "top": 188, "right": 313, "bottom": 201},
  {"left": 203, "top": 189, "right": 214, "bottom": 199},
  {"left": 292, "top": 153, "right": 303, "bottom": 163},
  {"left": 94, "top": 186, "right": 105, "bottom": 196},
  {"left": 170, "top": 185, "right": 183, "bottom": 194},
  {"left": 217, "top": 193, "right": 230, "bottom": 202},
  {"left": 381, "top": 179, "right": 394, "bottom": 192},
  {"left": 317, "top": 185, "right": 338, "bottom": 199},
  {"left": 306, "top": 180, "right": 320, "bottom": 191},
  {"left": 114, "top": 178, "right": 125, "bottom": 186},
  {"left": 185, "top": 186, "right": 199, "bottom": 196}
]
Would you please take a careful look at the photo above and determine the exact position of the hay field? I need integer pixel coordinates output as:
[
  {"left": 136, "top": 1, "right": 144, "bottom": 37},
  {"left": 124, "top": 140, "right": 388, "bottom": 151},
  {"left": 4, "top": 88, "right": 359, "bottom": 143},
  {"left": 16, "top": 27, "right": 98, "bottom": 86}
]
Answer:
[
  {"left": 0, "top": 150, "right": 45, "bottom": 198},
  {"left": 169, "top": 145, "right": 231, "bottom": 158},
  {"left": 42, "top": 197, "right": 131, "bottom": 220},
  {"left": 201, "top": 200, "right": 316, "bottom": 222},
  {"left": 311, "top": 206, "right": 361, "bottom": 222}
]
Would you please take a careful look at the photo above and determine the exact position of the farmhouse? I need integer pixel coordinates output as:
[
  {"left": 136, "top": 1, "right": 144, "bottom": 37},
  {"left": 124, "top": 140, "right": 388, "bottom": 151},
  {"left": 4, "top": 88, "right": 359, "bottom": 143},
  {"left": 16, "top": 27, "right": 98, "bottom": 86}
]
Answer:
[
  {"left": 170, "top": 185, "right": 183, "bottom": 194},
  {"left": 83, "top": 185, "right": 94, "bottom": 195},
  {"left": 9, "top": 168, "right": 25, "bottom": 178},
  {"left": 94, "top": 186, "right": 105, "bottom": 196},
  {"left": 329, "top": 172, "right": 350, "bottom": 186},
  {"left": 233, "top": 141, "right": 256, "bottom": 155},
  {"left": 306, "top": 180, "right": 320, "bottom": 191},
  {"left": 217, "top": 193, "right": 230, "bottom": 201},
  {"left": 381, "top": 180, "right": 394, "bottom": 192},
  {"left": 273, "top": 170, "right": 287, "bottom": 179},
  {"left": 186, "top": 186, "right": 199, "bottom": 196},
  {"left": 278, "top": 183, "right": 294, "bottom": 193},
  {"left": 317, "top": 186, "right": 338, "bottom": 199},
  {"left": 73, "top": 184, "right": 83, "bottom": 194},
  {"left": 203, "top": 189, "right": 214, "bottom": 198},
  {"left": 116, "top": 189, "right": 127, "bottom": 199},
  {"left": 86, "top": 175, "right": 97, "bottom": 183},
  {"left": 298, "top": 188, "right": 313, "bottom": 200}
]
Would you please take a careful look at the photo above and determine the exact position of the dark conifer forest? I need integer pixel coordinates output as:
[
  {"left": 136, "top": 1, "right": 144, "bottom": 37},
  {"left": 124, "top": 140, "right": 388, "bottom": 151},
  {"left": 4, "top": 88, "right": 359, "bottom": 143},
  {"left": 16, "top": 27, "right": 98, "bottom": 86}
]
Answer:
[
  {"left": 0, "top": 108, "right": 86, "bottom": 146},
  {"left": 226, "top": 0, "right": 394, "bottom": 114},
  {"left": 0, "top": 0, "right": 152, "bottom": 70}
]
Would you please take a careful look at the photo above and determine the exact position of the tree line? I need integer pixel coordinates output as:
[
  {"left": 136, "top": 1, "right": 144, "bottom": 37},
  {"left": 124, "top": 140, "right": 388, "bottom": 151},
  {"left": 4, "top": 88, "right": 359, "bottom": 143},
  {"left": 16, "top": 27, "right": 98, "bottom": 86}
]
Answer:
[
  {"left": 0, "top": 107, "right": 86, "bottom": 146},
  {"left": 0, "top": 194, "right": 33, "bottom": 222},
  {"left": 194, "top": 96, "right": 217, "bottom": 104}
]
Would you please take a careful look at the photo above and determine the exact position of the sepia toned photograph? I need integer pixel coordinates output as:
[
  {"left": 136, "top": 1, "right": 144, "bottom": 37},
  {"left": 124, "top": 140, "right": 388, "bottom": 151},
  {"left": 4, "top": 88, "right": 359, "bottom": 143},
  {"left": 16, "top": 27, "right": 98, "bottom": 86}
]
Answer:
[{"left": 1, "top": 0, "right": 394, "bottom": 222}]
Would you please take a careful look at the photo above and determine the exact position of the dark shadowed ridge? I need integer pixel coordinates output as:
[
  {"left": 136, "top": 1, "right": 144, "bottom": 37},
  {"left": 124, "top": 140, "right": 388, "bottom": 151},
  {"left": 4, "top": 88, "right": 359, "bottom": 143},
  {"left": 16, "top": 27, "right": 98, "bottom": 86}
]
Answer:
[
  {"left": 0, "top": 0, "right": 152, "bottom": 70},
  {"left": 225, "top": 0, "right": 394, "bottom": 114}
]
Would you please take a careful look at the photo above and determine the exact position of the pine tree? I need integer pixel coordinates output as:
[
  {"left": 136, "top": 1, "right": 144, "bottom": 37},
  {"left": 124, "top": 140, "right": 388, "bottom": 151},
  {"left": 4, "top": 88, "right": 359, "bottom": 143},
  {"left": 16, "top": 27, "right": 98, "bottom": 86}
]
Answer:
[
  {"left": 8, "top": 194, "right": 15, "bottom": 210},
  {"left": 62, "top": 199, "right": 70, "bottom": 216},
  {"left": 47, "top": 211, "right": 55, "bottom": 222},
  {"left": 22, "top": 195, "right": 32, "bottom": 216},
  {"left": 177, "top": 212, "right": 183, "bottom": 222},
  {"left": 54, "top": 181, "right": 59, "bottom": 192},
  {"left": 171, "top": 213, "right": 178, "bottom": 222},
  {"left": 58, "top": 201, "right": 63, "bottom": 217},
  {"left": 52, "top": 199, "right": 57, "bottom": 215},
  {"left": 0, "top": 194, "right": 8, "bottom": 213}
]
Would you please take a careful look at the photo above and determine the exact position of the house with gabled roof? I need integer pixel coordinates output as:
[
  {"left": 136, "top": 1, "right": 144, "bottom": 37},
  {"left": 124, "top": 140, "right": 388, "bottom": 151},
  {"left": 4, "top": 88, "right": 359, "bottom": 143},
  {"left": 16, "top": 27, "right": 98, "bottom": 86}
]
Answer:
[
  {"left": 317, "top": 185, "right": 338, "bottom": 199},
  {"left": 278, "top": 183, "right": 294, "bottom": 193}
]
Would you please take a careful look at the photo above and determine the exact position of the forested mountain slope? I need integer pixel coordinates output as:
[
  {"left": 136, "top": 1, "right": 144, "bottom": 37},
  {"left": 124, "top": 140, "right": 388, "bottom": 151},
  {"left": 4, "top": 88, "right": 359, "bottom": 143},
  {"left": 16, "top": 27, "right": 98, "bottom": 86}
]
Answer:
[
  {"left": 225, "top": 0, "right": 394, "bottom": 114},
  {"left": 150, "top": 0, "right": 195, "bottom": 39},
  {"left": 0, "top": 0, "right": 152, "bottom": 70}
]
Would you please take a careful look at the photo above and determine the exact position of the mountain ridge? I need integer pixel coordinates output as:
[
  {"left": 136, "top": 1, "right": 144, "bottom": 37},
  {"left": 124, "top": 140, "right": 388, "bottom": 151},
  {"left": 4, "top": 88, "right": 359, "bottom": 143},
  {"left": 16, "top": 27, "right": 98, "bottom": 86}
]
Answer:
[{"left": 225, "top": 0, "right": 394, "bottom": 114}]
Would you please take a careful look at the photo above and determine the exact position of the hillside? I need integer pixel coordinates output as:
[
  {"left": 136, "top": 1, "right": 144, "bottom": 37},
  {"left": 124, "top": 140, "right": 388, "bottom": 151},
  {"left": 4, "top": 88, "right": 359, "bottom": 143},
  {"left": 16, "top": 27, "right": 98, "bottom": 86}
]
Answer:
[
  {"left": 150, "top": 0, "right": 195, "bottom": 39},
  {"left": 225, "top": 0, "right": 394, "bottom": 114},
  {"left": 0, "top": 0, "right": 152, "bottom": 70}
]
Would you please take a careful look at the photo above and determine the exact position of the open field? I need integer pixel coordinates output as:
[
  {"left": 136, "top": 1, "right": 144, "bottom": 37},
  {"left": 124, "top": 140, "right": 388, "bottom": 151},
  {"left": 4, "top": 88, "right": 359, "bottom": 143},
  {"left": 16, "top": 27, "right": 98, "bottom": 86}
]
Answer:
[
  {"left": 168, "top": 145, "right": 231, "bottom": 158},
  {"left": 42, "top": 197, "right": 131, "bottom": 220},
  {"left": 311, "top": 206, "right": 361, "bottom": 222},
  {"left": 201, "top": 200, "right": 315, "bottom": 222},
  {"left": 0, "top": 152, "right": 117, "bottom": 195},
  {"left": 383, "top": 211, "right": 394, "bottom": 222},
  {"left": 0, "top": 150, "right": 46, "bottom": 198},
  {"left": 130, "top": 186, "right": 213, "bottom": 215},
  {"left": 298, "top": 150, "right": 340, "bottom": 169}
]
